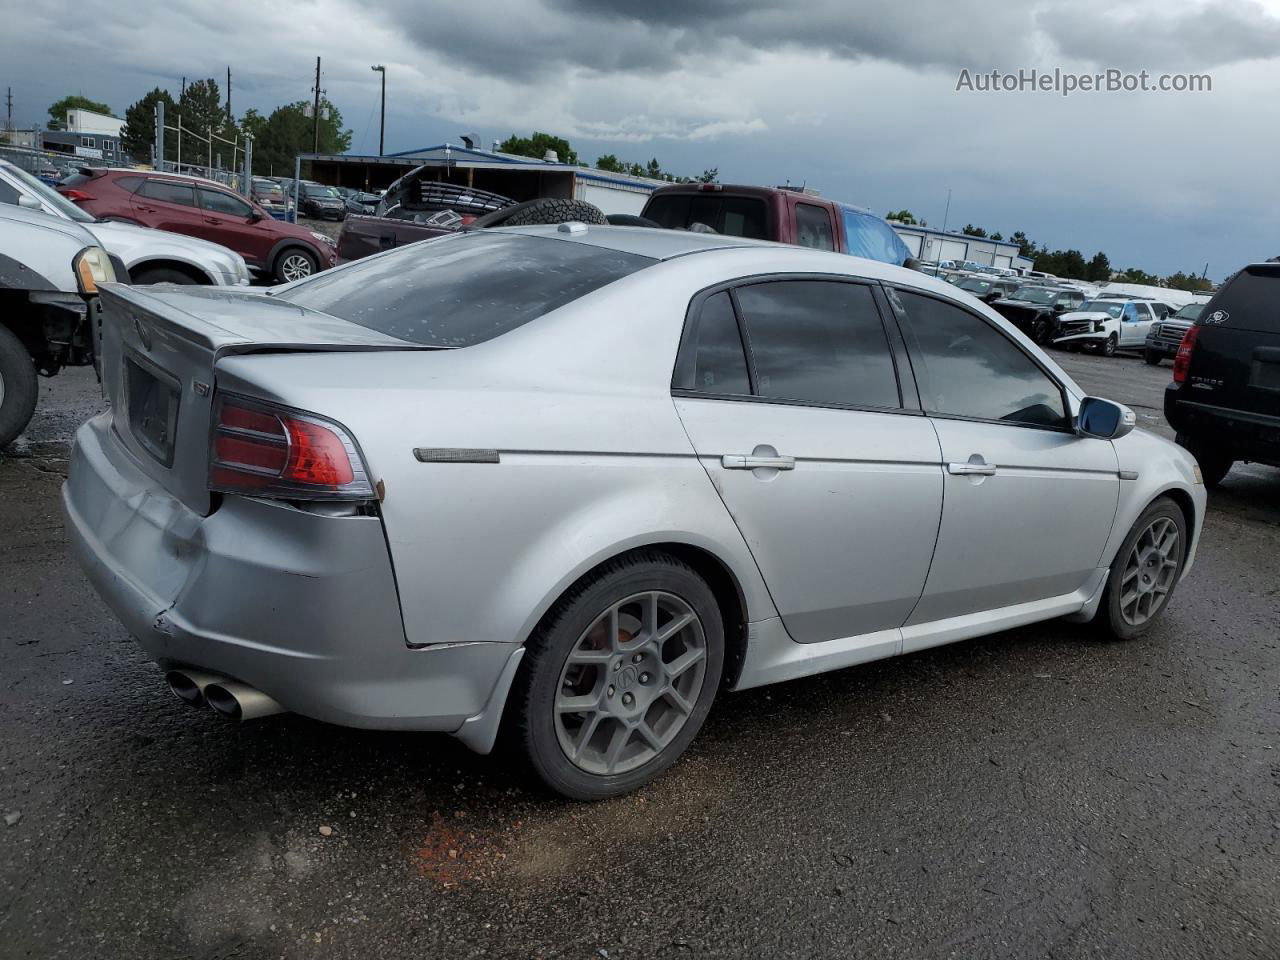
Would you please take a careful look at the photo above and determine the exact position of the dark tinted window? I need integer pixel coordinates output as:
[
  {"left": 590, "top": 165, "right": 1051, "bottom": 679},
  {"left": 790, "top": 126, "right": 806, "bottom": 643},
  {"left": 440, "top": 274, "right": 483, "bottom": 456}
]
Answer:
[
  {"left": 198, "top": 188, "right": 252, "bottom": 217},
  {"left": 1208, "top": 266, "right": 1280, "bottom": 333},
  {"left": 894, "top": 290, "right": 1067, "bottom": 428},
  {"left": 114, "top": 175, "right": 143, "bottom": 194},
  {"left": 279, "top": 232, "right": 653, "bottom": 348},
  {"left": 642, "top": 193, "right": 768, "bottom": 239},
  {"left": 736, "top": 281, "right": 899, "bottom": 408},
  {"left": 795, "top": 203, "right": 834, "bottom": 250},
  {"left": 139, "top": 180, "right": 196, "bottom": 207},
  {"left": 0, "top": 179, "right": 17, "bottom": 204},
  {"left": 686, "top": 292, "right": 750, "bottom": 395}
]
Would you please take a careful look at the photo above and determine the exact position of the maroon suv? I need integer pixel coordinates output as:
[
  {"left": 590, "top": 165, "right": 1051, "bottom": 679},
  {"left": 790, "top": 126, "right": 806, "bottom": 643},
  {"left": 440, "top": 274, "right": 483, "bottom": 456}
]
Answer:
[{"left": 59, "top": 169, "right": 337, "bottom": 283}]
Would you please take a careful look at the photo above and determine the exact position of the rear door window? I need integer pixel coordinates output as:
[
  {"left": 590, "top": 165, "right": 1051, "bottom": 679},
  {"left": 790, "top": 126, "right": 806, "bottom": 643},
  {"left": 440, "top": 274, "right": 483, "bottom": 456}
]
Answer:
[
  {"left": 279, "top": 232, "right": 654, "bottom": 347},
  {"left": 794, "top": 203, "right": 835, "bottom": 251},
  {"left": 138, "top": 180, "right": 197, "bottom": 207},
  {"left": 734, "top": 280, "right": 900, "bottom": 409},
  {"left": 198, "top": 188, "right": 253, "bottom": 217}
]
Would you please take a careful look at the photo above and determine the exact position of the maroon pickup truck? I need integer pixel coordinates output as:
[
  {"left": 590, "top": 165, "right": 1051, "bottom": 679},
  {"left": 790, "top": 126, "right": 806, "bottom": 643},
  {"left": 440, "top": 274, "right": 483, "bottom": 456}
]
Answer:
[{"left": 640, "top": 183, "right": 916, "bottom": 267}]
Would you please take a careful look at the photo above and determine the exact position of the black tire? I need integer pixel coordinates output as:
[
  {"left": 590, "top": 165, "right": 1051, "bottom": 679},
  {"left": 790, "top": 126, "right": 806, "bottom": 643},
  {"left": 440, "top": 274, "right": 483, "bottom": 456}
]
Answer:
[
  {"left": 1176, "top": 432, "right": 1233, "bottom": 487},
  {"left": 1143, "top": 349, "right": 1162, "bottom": 366},
  {"left": 1031, "top": 318, "right": 1050, "bottom": 345},
  {"left": 1099, "top": 496, "right": 1188, "bottom": 641},
  {"left": 0, "top": 324, "right": 39, "bottom": 449},
  {"left": 273, "top": 247, "right": 318, "bottom": 284},
  {"left": 1102, "top": 333, "right": 1118, "bottom": 357},
  {"left": 606, "top": 213, "right": 662, "bottom": 228},
  {"left": 130, "top": 266, "right": 200, "bottom": 285},
  {"left": 513, "top": 551, "right": 724, "bottom": 801},
  {"left": 473, "top": 197, "right": 608, "bottom": 230}
]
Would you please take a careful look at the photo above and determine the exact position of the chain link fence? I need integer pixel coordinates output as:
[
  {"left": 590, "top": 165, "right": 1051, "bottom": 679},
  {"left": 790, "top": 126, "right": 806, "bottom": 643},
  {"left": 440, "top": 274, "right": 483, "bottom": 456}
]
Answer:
[{"left": 0, "top": 142, "right": 111, "bottom": 178}]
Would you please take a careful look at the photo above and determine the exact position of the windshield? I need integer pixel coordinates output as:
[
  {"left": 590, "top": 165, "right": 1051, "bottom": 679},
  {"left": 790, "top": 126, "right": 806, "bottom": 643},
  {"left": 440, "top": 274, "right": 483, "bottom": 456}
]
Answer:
[
  {"left": 305, "top": 185, "right": 339, "bottom": 198},
  {"left": 1010, "top": 287, "right": 1057, "bottom": 304},
  {"left": 278, "top": 232, "right": 655, "bottom": 347},
  {"left": 958, "top": 278, "right": 993, "bottom": 294},
  {"left": 1080, "top": 300, "right": 1125, "bottom": 318},
  {"left": 4, "top": 163, "right": 95, "bottom": 222},
  {"left": 1173, "top": 304, "right": 1204, "bottom": 320}
]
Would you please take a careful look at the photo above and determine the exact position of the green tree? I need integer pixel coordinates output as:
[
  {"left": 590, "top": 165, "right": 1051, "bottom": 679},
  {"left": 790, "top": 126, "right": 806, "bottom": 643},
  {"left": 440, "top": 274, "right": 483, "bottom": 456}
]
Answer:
[
  {"left": 990, "top": 231, "right": 1003, "bottom": 241},
  {"left": 1034, "top": 248, "right": 1088, "bottom": 279},
  {"left": 699, "top": 168, "right": 719, "bottom": 183},
  {"left": 1010, "top": 230, "right": 1035, "bottom": 259},
  {"left": 1164, "top": 270, "right": 1212, "bottom": 292},
  {"left": 246, "top": 100, "right": 352, "bottom": 176},
  {"left": 498, "top": 131, "right": 577, "bottom": 165},
  {"left": 47, "top": 95, "right": 113, "bottom": 129},
  {"left": 886, "top": 209, "right": 916, "bottom": 224},
  {"left": 1117, "top": 267, "right": 1160, "bottom": 285},
  {"left": 1086, "top": 251, "right": 1112, "bottom": 282},
  {"left": 120, "top": 88, "right": 176, "bottom": 161},
  {"left": 595, "top": 154, "right": 625, "bottom": 173},
  {"left": 646, "top": 158, "right": 662, "bottom": 179},
  {"left": 961, "top": 224, "right": 987, "bottom": 237}
]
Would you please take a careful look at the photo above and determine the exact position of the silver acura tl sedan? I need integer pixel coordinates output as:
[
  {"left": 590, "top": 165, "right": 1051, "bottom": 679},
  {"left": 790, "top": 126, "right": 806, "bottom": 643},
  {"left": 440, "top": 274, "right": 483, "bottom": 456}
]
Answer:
[{"left": 63, "top": 225, "right": 1206, "bottom": 800}]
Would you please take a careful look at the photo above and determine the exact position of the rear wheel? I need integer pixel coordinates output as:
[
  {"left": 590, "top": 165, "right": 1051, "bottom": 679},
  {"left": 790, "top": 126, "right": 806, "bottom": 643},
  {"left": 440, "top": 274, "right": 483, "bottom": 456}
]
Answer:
[
  {"left": 1176, "top": 433, "right": 1233, "bottom": 486},
  {"left": 513, "top": 552, "right": 724, "bottom": 800},
  {"left": 1100, "top": 496, "right": 1187, "bottom": 640},
  {"left": 0, "top": 324, "right": 38, "bottom": 449},
  {"left": 274, "top": 248, "right": 317, "bottom": 284},
  {"left": 1143, "top": 349, "right": 1162, "bottom": 366},
  {"left": 131, "top": 266, "right": 200, "bottom": 285}
]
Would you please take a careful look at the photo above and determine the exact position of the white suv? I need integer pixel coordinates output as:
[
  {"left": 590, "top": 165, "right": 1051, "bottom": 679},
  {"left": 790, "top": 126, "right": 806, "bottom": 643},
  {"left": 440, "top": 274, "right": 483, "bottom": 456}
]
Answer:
[
  {"left": 1053, "top": 298, "right": 1168, "bottom": 357},
  {"left": 0, "top": 160, "right": 249, "bottom": 287}
]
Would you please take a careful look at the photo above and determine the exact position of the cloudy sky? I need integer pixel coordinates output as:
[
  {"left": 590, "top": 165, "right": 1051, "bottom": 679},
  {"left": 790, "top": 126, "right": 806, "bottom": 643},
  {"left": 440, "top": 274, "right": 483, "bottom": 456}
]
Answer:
[{"left": 5, "top": 0, "right": 1280, "bottom": 276}]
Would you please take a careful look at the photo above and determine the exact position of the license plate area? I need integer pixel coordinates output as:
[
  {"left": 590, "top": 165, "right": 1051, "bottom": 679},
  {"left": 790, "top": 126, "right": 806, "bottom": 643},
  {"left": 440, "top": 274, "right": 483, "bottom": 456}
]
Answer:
[
  {"left": 1250, "top": 359, "right": 1280, "bottom": 392},
  {"left": 125, "top": 354, "right": 180, "bottom": 467}
]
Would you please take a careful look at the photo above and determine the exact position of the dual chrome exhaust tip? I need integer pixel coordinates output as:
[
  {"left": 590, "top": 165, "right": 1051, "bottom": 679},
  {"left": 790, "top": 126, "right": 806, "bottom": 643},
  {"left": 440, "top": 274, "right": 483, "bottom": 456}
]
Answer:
[{"left": 165, "top": 670, "right": 285, "bottom": 722}]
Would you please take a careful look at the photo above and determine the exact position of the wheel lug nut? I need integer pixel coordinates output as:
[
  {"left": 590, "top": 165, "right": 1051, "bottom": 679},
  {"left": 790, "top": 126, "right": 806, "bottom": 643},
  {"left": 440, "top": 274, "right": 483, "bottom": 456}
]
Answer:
[
  {"left": 612, "top": 662, "right": 621, "bottom": 672},
  {"left": 607, "top": 685, "right": 615, "bottom": 698},
  {"left": 622, "top": 693, "right": 634, "bottom": 706},
  {"left": 640, "top": 673, "right": 650, "bottom": 684},
  {"left": 632, "top": 654, "right": 643, "bottom": 664}
]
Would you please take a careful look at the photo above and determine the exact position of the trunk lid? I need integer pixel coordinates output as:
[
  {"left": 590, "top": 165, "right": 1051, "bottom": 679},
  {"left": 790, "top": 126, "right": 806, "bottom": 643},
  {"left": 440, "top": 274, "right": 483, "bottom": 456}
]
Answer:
[
  {"left": 97, "top": 283, "right": 421, "bottom": 516},
  {"left": 1187, "top": 264, "right": 1280, "bottom": 417}
]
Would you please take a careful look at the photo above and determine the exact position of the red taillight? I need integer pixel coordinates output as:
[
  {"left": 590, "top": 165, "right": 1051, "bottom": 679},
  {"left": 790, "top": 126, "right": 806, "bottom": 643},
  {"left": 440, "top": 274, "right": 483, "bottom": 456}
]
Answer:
[
  {"left": 209, "top": 395, "right": 372, "bottom": 500},
  {"left": 59, "top": 188, "right": 92, "bottom": 202},
  {"left": 1172, "top": 325, "right": 1200, "bottom": 384}
]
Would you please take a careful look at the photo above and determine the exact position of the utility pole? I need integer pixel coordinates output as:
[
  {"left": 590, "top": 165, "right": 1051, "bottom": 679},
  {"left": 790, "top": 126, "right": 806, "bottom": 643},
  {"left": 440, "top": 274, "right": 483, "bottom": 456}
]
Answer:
[
  {"left": 312, "top": 56, "right": 322, "bottom": 154},
  {"left": 4, "top": 87, "right": 12, "bottom": 132},
  {"left": 226, "top": 67, "right": 232, "bottom": 121},
  {"left": 371, "top": 65, "right": 386, "bottom": 155},
  {"left": 941, "top": 188, "right": 952, "bottom": 235}
]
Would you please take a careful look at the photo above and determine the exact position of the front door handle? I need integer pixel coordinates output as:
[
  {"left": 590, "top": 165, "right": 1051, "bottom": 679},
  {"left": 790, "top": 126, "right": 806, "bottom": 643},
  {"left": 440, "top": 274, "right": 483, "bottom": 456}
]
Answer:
[
  {"left": 948, "top": 455, "right": 997, "bottom": 476},
  {"left": 722, "top": 454, "right": 796, "bottom": 471}
]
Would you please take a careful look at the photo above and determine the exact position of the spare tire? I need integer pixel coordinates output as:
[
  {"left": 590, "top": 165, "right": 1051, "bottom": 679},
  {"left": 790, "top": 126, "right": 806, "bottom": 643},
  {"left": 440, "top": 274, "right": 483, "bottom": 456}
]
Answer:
[
  {"left": 472, "top": 197, "right": 608, "bottom": 229},
  {"left": 606, "top": 213, "right": 662, "bottom": 228}
]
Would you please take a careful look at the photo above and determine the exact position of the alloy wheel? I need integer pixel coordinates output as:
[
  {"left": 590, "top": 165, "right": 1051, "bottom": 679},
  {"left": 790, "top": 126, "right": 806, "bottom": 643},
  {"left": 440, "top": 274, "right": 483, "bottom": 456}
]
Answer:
[
  {"left": 280, "top": 254, "right": 314, "bottom": 282},
  {"left": 554, "top": 591, "right": 708, "bottom": 776},
  {"left": 1118, "top": 517, "right": 1180, "bottom": 626}
]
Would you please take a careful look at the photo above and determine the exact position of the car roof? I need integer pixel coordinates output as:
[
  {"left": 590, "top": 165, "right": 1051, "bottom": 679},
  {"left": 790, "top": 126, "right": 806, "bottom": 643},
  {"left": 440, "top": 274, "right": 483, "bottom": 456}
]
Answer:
[
  {"left": 101, "top": 167, "right": 230, "bottom": 191},
  {"left": 488, "top": 224, "right": 777, "bottom": 260}
]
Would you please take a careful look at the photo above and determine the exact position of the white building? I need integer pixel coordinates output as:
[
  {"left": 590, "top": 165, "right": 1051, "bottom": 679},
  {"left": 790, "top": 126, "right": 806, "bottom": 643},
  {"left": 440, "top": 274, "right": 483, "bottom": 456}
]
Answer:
[{"left": 889, "top": 221, "right": 1033, "bottom": 272}]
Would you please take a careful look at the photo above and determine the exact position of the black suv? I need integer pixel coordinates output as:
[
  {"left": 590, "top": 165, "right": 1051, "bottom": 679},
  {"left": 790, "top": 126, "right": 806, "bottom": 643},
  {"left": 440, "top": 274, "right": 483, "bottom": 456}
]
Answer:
[
  {"left": 1165, "top": 261, "right": 1280, "bottom": 485},
  {"left": 989, "top": 285, "right": 1087, "bottom": 344}
]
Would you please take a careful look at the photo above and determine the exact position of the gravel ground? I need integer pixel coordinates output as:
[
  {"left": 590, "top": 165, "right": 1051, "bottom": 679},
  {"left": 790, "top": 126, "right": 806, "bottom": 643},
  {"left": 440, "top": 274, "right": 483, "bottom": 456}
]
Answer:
[{"left": 1, "top": 351, "right": 1277, "bottom": 960}]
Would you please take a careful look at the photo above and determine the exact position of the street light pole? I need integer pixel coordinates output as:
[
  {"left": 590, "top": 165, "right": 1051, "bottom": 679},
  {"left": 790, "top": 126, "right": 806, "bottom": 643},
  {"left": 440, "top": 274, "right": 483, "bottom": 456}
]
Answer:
[{"left": 371, "top": 65, "right": 386, "bottom": 155}]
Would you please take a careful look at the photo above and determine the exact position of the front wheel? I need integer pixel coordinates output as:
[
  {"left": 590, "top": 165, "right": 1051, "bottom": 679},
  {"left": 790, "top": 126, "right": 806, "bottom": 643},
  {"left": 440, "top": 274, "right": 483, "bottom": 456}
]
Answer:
[
  {"left": 1101, "top": 333, "right": 1118, "bottom": 357},
  {"left": 1144, "top": 349, "right": 1162, "bottom": 366},
  {"left": 1100, "top": 496, "right": 1187, "bottom": 640},
  {"left": 1031, "top": 319, "right": 1050, "bottom": 344},
  {"left": 513, "top": 552, "right": 724, "bottom": 800},
  {"left": 274, "top": 248, "right": 318, "bottom": 284},
  {"left": 0, "top": 324, "right": 39, "bottom": 449}
]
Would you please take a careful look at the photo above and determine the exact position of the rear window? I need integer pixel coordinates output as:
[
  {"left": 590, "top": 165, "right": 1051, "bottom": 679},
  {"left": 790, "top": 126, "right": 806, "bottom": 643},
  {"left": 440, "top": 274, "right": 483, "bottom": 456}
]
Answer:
[
  {"left": 643, "top": 193, "right": 768, "bottom": 239},
  {"left": 1205, "top": 266, "right": 1280, "bottom": 333},
  {"left": 278, "top": 232, "right": 655, "bottom": 347}
]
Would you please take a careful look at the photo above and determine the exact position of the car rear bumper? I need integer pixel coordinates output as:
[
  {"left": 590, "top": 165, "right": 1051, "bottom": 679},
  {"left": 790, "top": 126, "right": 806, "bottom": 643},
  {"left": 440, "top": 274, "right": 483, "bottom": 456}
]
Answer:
[
  {"left": 62, "top": 412, "right": 516, "bottom": 733},
  {"left": 1164, "top": 386, "right": 1280, "bottom": 465}
]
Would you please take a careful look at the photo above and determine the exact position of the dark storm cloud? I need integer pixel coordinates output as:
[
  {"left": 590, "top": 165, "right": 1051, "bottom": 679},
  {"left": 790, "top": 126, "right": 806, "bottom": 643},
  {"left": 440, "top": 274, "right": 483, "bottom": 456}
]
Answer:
[
  {"left": 1040, "top": 0, "right": 1280, "bottom": 69},
  {"left": 386, "top": 0, "right": 1280, "bottom": 81}
]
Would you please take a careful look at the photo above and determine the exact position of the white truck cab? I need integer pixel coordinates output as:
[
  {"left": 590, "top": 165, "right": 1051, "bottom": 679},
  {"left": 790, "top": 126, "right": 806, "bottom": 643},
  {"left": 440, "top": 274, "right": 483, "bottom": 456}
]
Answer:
[{"left": 1053, "top": 298, "right": 1171, "bottom": 356}]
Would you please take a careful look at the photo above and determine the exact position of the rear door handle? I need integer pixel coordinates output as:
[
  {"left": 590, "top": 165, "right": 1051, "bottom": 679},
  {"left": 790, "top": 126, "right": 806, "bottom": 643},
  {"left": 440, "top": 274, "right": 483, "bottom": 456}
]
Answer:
[
  {"left": 948, "top": 455, "right": 997, "bottom": 476},
  {"left": 722, "top": 454, "right": 796, "bottom": 471},
  {"left": 204, "top": 217, "right": 222, "bottom": 225}
]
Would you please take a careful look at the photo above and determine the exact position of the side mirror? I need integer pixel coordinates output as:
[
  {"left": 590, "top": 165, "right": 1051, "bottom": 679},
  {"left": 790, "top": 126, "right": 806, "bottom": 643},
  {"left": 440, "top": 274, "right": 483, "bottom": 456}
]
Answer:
[
  {"left": 1076, "top": 397, "right": 1136, "bottom": 440},
  {"left": 903, "top": 256, "right": 923, "bottom": 272},
  {"left": 17, "top": 194, "right": 42, "bottom": 210},
  {"left": 247, "top": 211, "right": 263, "bottom": 223}
]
